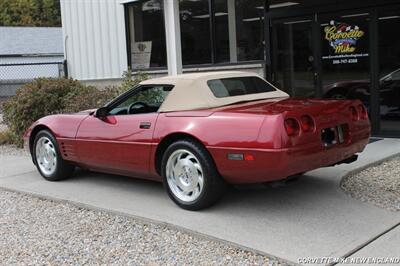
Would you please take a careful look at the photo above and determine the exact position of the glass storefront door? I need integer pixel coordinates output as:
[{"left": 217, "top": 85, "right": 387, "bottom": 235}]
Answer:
[
  {"left": 272, "top": 17, "right": 317, "bottom": 97},
  {"left": 270, "top": 5, "right": 400, "bottom": 136},
  {"left": 319, "top": 12, "right": 371, "bottom": 109},
  {"left": 378, "top": 8, "right": 400, "bottom": 133}
]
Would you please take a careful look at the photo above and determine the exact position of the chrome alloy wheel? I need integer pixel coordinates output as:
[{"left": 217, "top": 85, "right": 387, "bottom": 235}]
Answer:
[
  {"left": 166, "top": 149, "right": 204, "bottom": 202},
  {"left": 35, "top": 136, "right": 57, "bottom": 176}
]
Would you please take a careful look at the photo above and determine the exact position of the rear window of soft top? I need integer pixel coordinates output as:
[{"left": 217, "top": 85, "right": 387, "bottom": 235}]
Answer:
[{"left": 207, "top": 76, "right": 276, "bottom": 98}]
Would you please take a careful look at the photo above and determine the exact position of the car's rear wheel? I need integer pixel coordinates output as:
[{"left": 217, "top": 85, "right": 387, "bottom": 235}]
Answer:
[
  {"left": 161, "top": 140, "right": 226, "bottom": 210},
  {"left": 33, "top": 130, "right": 75, "bottom": 181}
]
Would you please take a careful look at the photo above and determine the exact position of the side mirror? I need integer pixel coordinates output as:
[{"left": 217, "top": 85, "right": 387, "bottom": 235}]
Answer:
[{"left": 95, "top": 107, "right": 108, "bottom": 119}]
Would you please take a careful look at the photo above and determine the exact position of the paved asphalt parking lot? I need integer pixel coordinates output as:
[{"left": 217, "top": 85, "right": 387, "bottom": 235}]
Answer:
[{"left": 0, "top": 138, "right": 399, "bottom": 265}]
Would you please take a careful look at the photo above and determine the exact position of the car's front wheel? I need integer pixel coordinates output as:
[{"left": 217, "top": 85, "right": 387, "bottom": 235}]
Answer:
[
  {"left": 161, "top": 140, "right": 226, "bottom": 210},
  {"left": 33, "top": 130, "right": 75, "bottom": 181}
]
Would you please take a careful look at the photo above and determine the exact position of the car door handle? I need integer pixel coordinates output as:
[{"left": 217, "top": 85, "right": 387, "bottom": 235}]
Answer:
[{"left": 140, "top": 122, "right": 151, "bottom": 129}]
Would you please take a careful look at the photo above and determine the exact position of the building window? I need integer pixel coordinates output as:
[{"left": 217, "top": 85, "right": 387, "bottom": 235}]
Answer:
[
  {"left": 235, "top": 0, "right": 265, "bottom": 61},
  {"left": 179, "top": 0, "right": 265, "bottom": 66},
  {"left": 214, "top": 0, "right": 230, "bottom": 63},
  {"left": 179, "top": 0, "right": 212, "bottom": 65},
  {"left": 378, "top": 9, "right": 400, "bottom": 132},
  {"left": 126, "top": 0, "right": 167, "bottom": 69}
]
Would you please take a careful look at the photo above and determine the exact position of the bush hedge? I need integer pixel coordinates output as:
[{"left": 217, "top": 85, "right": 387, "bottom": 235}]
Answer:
[
  {"left": 2, "top": 71, "right": 148, "bottom": 147},
  {"left": 0, "top": 129, "right": 15, "bottom": 145}
]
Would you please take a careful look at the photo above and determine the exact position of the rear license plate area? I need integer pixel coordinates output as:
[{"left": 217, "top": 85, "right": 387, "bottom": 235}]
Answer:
[
  {"left": 321, "top": 124, "right": 347, "bottom": 147},
  {"left": 337, "top": 124, "right": 346, "bottom": 144},
  {"left": 322, "top": 128, "right": 337, "bottom": 146}
]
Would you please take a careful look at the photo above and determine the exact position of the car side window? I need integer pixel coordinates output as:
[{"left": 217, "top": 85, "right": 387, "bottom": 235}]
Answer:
[
  {"left": 207, "top": 76, "right": 276, "bottom": 98},
  {"left": 392, "top": 70, "right": 400, "bottom": 81},
  {"left": 108, "top": 85, "right": 173, "bottom": 115}
]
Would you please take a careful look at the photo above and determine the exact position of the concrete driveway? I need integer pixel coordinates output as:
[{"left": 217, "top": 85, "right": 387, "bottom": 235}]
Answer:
[{"left": 1, "top": 139, "right": 400, "bottom": 265}]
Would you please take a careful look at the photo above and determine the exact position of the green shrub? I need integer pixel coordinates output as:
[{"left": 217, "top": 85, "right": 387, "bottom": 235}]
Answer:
[
  {"left": 0, "top": 129, "right": 16, "bottom": 145},
  {"left": 119, "top": 70, "right": 149, "bottom": 94},
  {"left": 2, "top": 71, "right": 149, "bottom": 147},
  {"left": 0, "top": 98, "right": 6, "bottom": 112},
  {"left": 3, "top": 78, "right": 87, "bottom": 146},
  {"left": 63, "top": 70, "right": 149, "bottom": 113},
  {"left": 62, "top": 86, "right": 118, "bottom": 113}
]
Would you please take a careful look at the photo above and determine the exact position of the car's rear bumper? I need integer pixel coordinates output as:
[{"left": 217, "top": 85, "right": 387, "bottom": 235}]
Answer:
[{"left": 208, "top": 132, "right": 369, "bottom": 184}]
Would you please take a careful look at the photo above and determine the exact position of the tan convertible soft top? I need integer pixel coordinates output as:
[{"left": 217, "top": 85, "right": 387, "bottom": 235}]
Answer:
[{"left": 140, "top": 71, "right": 289, "bottom": 112}]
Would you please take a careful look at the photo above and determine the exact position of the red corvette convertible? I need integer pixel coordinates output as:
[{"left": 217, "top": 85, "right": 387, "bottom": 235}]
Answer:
[{"left": 24, "top": 72, "right": 370, "bottom": 210}]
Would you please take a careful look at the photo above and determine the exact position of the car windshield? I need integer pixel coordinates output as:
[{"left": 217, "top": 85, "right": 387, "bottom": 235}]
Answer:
[
  {"left": 108, "top": 85, "right": 173, "bottom": 115},
  {"left": 381, "top": 68, "right": 400, "bottom": 82},
  {"left": 207, "top": 76, "right": 276, "bottom": 98}
]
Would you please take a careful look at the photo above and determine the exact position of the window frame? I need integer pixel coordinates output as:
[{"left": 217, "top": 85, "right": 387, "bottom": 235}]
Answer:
[
  {"left": 124, "top": 0, "right": 268, "bottom": 70},
  {"left": 180, "top": 0, "right": 267, "bottom": 66},
  {"left": 124, "top": 0, "right": 168, "bottom": 71},
  {"left": 105, "top": 84, "right": 174, "bottom": 115},
  {"left": 207, "top": 76, "right": 277, "bottom": 98}
]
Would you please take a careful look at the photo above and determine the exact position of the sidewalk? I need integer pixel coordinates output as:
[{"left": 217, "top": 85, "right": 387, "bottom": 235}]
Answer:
[{"left": 0, "top": 138, "right": 399, "bottom": 265}]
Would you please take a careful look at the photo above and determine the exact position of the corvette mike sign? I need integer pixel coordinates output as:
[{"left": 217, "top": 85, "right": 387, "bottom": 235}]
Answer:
[{"left": 322, "top": 20, "right": 369, "bottom": 65}]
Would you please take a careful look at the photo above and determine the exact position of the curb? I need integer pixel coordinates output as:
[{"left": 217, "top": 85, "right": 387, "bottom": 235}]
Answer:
[{"left": 340, "top": 152, "right": 400, "bottom": 182}]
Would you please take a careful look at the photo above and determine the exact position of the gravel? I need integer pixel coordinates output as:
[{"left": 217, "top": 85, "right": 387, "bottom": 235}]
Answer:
[
  {"left": 0, "top": 144, "right": 29, "bottom": 157},
  {"left": 0, "top": 189, "right": 288, "bottom": 265},
  {"left": 341, "top": 156, "right": 400, "bottom": 211}
]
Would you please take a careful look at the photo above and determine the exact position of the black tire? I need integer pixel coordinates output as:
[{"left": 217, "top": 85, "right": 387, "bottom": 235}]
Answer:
[
  {"left": 161, "top": 139, "right": 226, "bottom": 211},
  {"left": 33, "top": 130, "right": 75, "bottom": 181}
]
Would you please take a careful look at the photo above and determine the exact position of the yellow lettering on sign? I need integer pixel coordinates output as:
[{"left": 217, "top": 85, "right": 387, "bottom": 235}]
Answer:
[
  {"left": 335, "top": 45, "right": 356, "bottom": 53},
  {"left": 324, "top": 26, "right": 364, "bottom": 41},
  {"left": 324, "top": 24, "right": 365, "bottom": 54}
]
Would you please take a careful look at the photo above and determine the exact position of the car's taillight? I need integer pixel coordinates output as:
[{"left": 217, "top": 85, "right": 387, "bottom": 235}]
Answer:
[
  {"left": 285, "top": 118, "right": 300, "bottom": 136},
  {"left": 300, "top": 115, "right": 315, "bottom": 132},
  {"left": 349, "top": 106, "right": 359, "bottom": 121},
  {"left": 357, "top": 104, "right": 368, "bottom": 120}
]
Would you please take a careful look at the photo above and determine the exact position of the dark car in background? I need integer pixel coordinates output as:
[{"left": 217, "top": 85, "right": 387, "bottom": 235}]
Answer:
[{"left": 323, "top": 69, "right": 400, "bottom": 118}]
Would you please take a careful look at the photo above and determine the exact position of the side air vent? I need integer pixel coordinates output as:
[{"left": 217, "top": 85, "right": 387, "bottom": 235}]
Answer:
[{"left": 59, "top": 141, "right": 77, "bottom": 160}]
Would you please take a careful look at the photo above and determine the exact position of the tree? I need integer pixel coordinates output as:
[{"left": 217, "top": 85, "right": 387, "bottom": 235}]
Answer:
[
  {"left": 34, "top": 0, "right": 61, "bottom": 26},
  {"left": 0, "top": 0, "right": 61, "bottom": 27}
]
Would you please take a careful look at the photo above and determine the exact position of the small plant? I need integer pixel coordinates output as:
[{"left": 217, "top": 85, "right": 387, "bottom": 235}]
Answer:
[
  {"left": 0, "top": 129, "right": 16, "bottom": 145},
  {"left": 118, "top": 69, "right": 149, "bottom": 94},
  {"left": 62, "top": 86, "right": 117, "bottom": 113}
]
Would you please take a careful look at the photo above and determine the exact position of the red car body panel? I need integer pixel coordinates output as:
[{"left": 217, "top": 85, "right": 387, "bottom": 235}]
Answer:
[
  {"left": 24, "top": 97, "right": 370, "bottom": 184},
  {"left": 75, "top": 113, "right": 158, "bottom": 179}
]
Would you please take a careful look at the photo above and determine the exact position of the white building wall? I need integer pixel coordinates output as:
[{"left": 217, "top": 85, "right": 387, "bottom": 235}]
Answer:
[
  {"left": 60, "top": 0, "right": 128, "bottom": 81},
  {"left": 60, "top": 0, "right": 265, "bottom": 83}
]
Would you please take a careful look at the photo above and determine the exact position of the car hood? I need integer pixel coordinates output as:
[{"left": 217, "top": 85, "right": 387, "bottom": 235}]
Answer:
[{"left": 323, "top": 79, "right": 369, "bottom": 92}]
